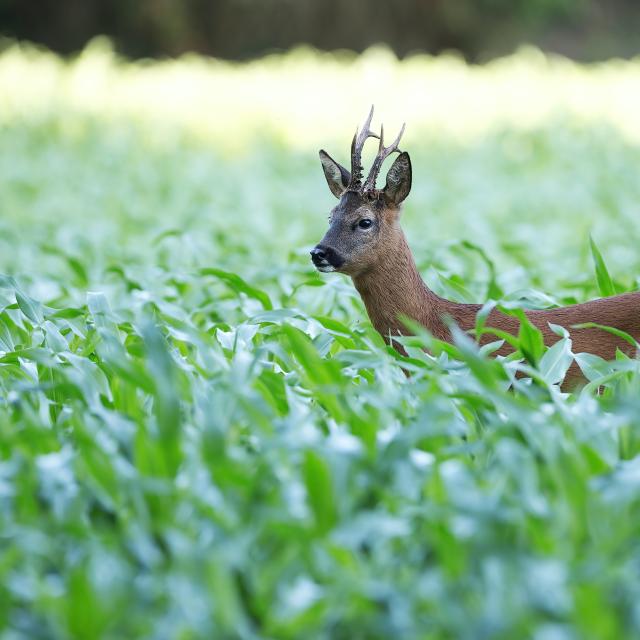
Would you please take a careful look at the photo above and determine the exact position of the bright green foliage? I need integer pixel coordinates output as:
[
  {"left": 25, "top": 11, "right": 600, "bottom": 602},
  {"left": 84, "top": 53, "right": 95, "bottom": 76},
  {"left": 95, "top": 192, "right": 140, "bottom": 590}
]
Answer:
[
  {"left": 1, "top": 44, "right": 640, "bottom": 639},
  {"left": 590, "top": 235, "right": 617, "bottom": 297}
]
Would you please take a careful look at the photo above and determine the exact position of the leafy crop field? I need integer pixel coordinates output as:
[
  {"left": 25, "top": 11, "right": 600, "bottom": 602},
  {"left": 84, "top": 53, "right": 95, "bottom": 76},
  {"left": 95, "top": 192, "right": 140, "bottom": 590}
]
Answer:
[{"left": 1, "top": 41, "right": 640, "bottom": 638}]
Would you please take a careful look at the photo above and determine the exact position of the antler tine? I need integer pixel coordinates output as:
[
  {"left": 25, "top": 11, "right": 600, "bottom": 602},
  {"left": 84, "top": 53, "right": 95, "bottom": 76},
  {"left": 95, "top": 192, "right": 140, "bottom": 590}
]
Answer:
[
  {"left": 363, "top": 122, "right": 406, "bottom": 192},
  {"left": 349, "top": 105, "right": 380, "bottom": 189}
]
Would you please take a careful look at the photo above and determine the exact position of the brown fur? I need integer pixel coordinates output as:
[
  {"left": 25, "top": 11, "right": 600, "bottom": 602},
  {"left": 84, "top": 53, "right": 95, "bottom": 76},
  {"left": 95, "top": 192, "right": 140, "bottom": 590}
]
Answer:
[{"left": 353, "top": 215, "right": 640, "bottom": 385}]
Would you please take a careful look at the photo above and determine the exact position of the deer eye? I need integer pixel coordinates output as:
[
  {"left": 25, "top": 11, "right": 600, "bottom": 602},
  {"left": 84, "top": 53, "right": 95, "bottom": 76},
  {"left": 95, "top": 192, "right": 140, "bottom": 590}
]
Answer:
[{"left": 357, "top": 219, "right": 373, "bottom": 230}]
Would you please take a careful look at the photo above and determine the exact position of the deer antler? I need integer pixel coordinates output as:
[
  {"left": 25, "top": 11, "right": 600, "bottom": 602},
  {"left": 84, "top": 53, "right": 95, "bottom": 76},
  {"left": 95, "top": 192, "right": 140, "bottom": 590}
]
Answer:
[
  {"left": 348, "top": 105, "right": 379, "bottom": 190},
  {"left": 362, "top": 122, "right": 406, "bottom": 192}
]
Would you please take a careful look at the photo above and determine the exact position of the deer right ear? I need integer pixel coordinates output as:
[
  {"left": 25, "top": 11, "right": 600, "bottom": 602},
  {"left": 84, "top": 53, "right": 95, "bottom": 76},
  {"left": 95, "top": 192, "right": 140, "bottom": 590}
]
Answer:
[{"left": 319, "top": 150, "right": 350, "bottom": 198}]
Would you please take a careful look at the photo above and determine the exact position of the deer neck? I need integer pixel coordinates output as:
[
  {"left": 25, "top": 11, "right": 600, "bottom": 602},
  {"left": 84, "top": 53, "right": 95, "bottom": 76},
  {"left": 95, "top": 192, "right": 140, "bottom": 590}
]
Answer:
[{"left": 352, "top": 229, "right": 454, "bottom": 341}]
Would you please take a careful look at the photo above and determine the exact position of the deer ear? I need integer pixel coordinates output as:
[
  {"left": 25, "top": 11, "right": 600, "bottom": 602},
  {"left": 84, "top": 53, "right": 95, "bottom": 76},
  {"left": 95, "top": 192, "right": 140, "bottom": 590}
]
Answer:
[
  {"left": 319, "top": 150, "right": 350, "bottom": 198},
  {"left": 383, "top": 151, "right": 412, "bottom": 206}
]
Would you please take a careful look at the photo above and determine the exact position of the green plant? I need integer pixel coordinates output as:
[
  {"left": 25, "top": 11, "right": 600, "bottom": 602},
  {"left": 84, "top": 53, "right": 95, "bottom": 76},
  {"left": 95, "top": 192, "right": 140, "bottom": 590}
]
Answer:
[{"left": 1, "top": 44, "right": 640, "bottom": 638}]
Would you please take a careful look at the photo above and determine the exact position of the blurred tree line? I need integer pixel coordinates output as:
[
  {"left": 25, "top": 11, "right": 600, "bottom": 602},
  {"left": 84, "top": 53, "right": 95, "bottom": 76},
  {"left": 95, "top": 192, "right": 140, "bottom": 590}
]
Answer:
[{"left": 1, "top": 0, "right": 639, "bottom": 61}]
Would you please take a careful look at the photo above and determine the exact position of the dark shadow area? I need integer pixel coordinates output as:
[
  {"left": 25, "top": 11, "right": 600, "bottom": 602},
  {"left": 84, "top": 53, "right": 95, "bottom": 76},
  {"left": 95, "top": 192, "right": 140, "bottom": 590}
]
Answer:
[{"left": 1, "top": 0, "right": 640, "bottom": 62}]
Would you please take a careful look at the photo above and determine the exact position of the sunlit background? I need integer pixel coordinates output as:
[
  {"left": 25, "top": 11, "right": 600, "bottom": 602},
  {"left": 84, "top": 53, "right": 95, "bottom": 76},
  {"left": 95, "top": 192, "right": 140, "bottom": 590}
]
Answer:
[{"left": 1, "top": 3, "right": 640, "bottom": 307}]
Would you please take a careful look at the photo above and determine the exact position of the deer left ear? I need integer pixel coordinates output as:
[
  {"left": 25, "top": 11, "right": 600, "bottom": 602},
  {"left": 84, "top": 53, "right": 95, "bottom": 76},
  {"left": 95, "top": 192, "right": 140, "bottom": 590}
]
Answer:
[{"left": 383, "top": 151, "right": 412, "bottom": 206}]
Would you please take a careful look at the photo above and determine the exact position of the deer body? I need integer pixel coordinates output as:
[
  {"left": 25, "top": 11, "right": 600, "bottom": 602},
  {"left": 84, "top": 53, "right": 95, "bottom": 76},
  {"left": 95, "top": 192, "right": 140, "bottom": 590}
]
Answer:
[
  {"left": 353, "top": 225, "right": 640, "bottom": 384},
  {"left": 312, "top": 108, "right": 640, "bottom": 384}
]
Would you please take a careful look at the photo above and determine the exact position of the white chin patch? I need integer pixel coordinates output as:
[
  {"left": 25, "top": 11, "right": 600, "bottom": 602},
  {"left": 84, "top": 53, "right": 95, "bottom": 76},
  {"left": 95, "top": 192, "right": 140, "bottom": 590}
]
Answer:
[{"left": 317, "top": 264, "right": 336, "bottom": 273}]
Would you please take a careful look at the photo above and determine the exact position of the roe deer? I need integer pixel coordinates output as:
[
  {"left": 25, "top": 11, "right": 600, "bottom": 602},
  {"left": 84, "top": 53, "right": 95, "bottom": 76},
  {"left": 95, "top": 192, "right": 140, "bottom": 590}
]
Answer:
[{"left": 311, "top": 107, "right": 640, "bottom": 385}]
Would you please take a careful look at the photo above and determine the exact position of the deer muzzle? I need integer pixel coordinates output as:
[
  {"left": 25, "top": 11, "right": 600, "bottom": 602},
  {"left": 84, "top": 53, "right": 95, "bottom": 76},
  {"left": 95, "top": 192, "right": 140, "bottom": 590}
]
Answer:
[{"left": 310, "top": 244, "right": 344, "bottom": 272}]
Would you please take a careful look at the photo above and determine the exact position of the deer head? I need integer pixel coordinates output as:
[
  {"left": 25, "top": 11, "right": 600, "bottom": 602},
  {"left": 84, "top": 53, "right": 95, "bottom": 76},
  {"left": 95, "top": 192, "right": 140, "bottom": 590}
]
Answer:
[{"left": 311, "top": 106, "right": 412, "bottom": 276}]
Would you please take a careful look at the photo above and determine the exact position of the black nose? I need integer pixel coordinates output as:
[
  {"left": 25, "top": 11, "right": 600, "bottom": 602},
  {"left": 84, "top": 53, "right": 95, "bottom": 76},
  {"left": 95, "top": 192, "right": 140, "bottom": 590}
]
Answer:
[
  {"left": 311, "top": 244, "right": 344, "bottom": 269},
  {"left": 310, "top": 246, "right": 326, "bottom": 261}
]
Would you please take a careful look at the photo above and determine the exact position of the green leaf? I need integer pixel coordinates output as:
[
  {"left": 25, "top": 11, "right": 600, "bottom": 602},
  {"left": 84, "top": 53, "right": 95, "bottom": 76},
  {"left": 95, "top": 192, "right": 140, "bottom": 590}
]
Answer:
[
  {"left": 200, "top": 267, "right": 273, "bottom": 310},
  {"left": 590, "top": 235, "right": 616, "bottom": 297},
  {"left": 572, "top": 321, "right": 640, "bottom": 350},
  {"left": 574, "top": 352, "right": 613, "bottom": 382},
  {"left": 141, "top": 320, "right": 183, "bottom": 476},
  {"left": 539, "top": 335, "right": 573, "bottom": 385},
  {"left": 15, "top": 290, "right": 44, "bottom": 324},
  {"left": 509, "top": 308, "right": 545, "bottom": 367},
  {"left": 460, "top": 239, "right": 503, "bottom": 299},
  {"left": 303, "top": 451, "right": 337, "bottom": 534}
]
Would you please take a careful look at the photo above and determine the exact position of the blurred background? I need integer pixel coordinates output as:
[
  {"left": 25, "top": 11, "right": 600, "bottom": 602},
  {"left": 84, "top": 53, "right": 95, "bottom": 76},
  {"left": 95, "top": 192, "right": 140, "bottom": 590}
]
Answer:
[
  {"left": 2, "top": 6, "right": 640, "bottom": 636},
  {"left": 2, "top": 0, "right": 640, "bottom": 61},
  {"left": 0, "top": 0, "right": 639, "bottom": 304}
]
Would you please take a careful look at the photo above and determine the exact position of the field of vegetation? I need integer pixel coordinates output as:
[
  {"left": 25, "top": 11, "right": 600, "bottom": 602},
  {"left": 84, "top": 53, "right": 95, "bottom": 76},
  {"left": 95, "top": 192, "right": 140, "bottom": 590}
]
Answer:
[{"left": 1, "top": 40, "right": 640, "bottom": 638}]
